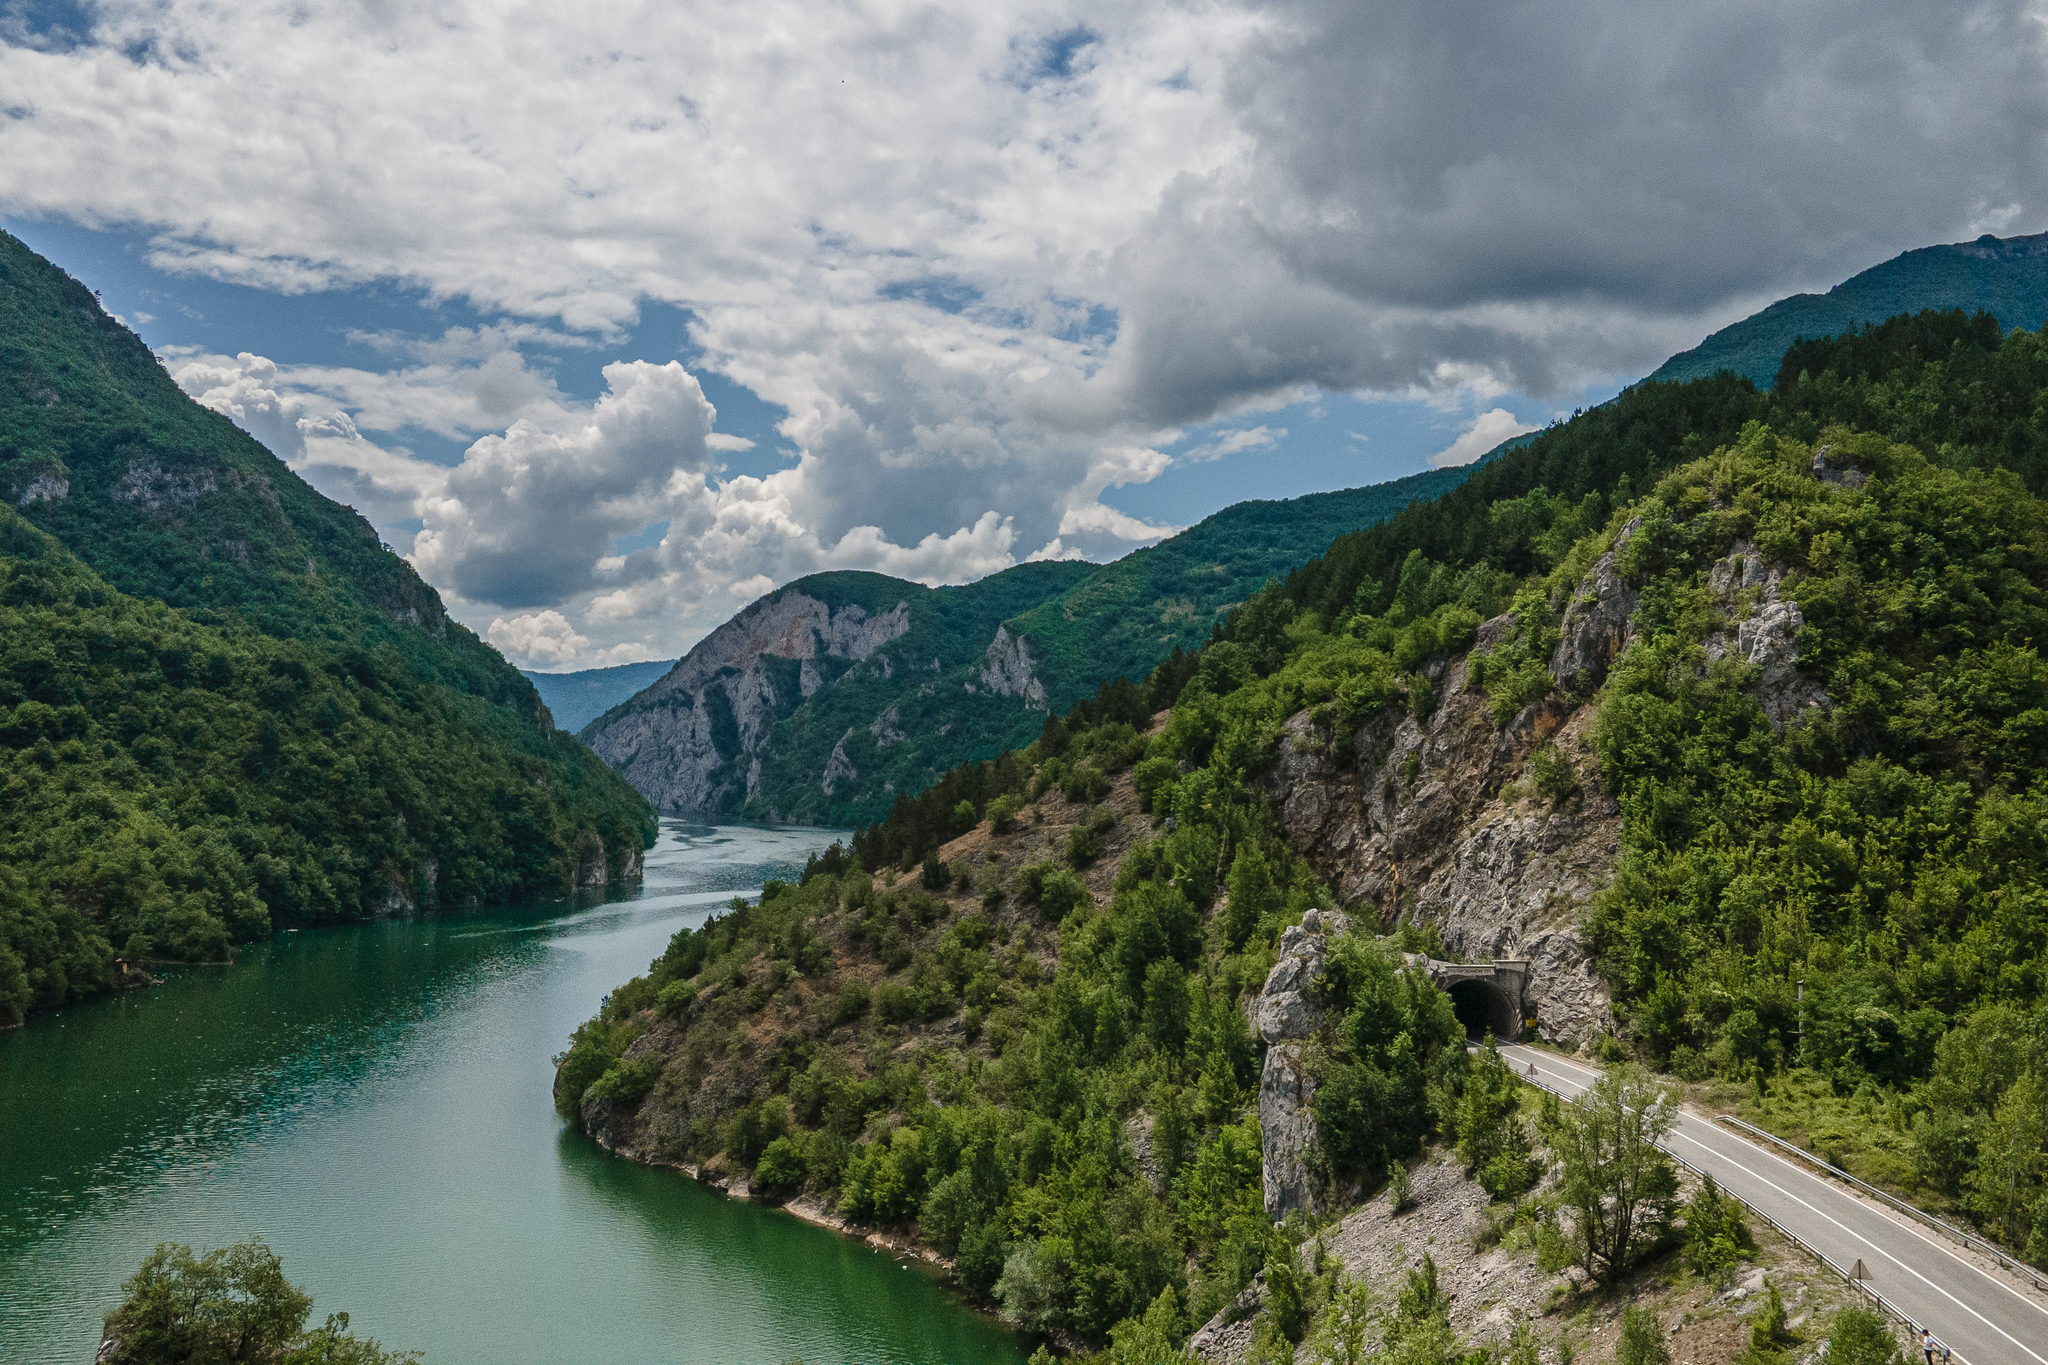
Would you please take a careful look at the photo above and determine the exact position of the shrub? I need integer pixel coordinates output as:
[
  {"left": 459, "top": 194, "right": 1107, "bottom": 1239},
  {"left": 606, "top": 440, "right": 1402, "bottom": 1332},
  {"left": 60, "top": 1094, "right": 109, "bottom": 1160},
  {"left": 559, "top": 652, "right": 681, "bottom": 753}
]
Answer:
[
  {"left": 101, "top": 1239, "right": 417, "bottom": 1365},
  {"left": 1132, "top": 756, "right": 1177, "bottom": 813},
  {"left": 956, "top": 1219, "right": 1008, "bottom": 1297},
  {"left": 586, "top": 1056, "right": 662, "bottom": 1108},
  {"left": 1039, "top": 868, "right": 1091, "bottom": 918},
  {"left": 987, "top": 793, "right": 1023, "bottom": 830},
  {"left": 1062, "top": 764, "right": 1111, "bottom": 804},
  {"left": 1262, "top": 1242, "right": 1310, "bottom": 1344},
  {"left": 1528, "top": 743, "right": 1579, "bottom": 803},
  {"left": 1066, "top": 825, "right": 1102, "bottom": 868},
  {"left": 1746, "top": 1282, "right": 1790, "bottom": 1357},
  {"left": 754, "top": 1135, "right": 806, "bottom": 1194},
  {"left": 875, "top": 983, "right": 916, "bottom": 1023},
  {"left": 1014, "top": 862, "right": 1052, "bottom": 903},
  {"left": 830, "top": 980, "right": 870, "bottom": 1026},
  {"left": 921, "top": 853, "right": 950, "bottom": 891},
  {"left": 1682, "top": 1172, "right": 1755, "bottom": 1283},
  {"left": 552, "top": 1034, "right": 618, "bottom": 1120},
  {"left": 1822, "top": 1308, "right": 1905, "bottom": 1365},
  {"left": 1617, "top": 1305, "right": 1670, "bottom": 1365}
]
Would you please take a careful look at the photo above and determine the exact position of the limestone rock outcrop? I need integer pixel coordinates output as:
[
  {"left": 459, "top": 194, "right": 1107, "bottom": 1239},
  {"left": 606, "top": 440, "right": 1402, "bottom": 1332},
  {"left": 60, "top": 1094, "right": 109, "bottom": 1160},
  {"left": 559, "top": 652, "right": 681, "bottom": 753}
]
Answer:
[
  {"left": 1255, "top": 908, "right": 1348, "bottom": 1219},
  {"left": 1550, "top": 516, "right": 1641, "bottom": 694},
  {"left": 1263, "top": 647, "right": 1619, "bottom": 1045},
  {"left": 979, "top": 625, "right": 1048, "bottom": 707},
  {"left": 1703, "top": 539, "right": 1828, "bottom": 729},
  {"left": 580, "top": 590, "right": 912, "bottom": 814}
]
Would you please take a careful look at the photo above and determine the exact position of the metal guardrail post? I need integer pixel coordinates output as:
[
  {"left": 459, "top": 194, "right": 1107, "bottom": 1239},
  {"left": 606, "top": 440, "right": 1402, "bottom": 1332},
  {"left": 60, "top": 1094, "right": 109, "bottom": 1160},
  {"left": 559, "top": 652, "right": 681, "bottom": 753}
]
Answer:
[{"left": 1715, "top": 1114, "right": 2048, "bottom": 1298}]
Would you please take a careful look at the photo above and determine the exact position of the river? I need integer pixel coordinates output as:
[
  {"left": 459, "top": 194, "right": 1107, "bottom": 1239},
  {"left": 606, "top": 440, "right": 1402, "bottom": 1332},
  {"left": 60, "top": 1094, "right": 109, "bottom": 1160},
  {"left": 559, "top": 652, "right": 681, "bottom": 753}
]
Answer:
[{"left": 0, "top": 823, "right": 1024, "bottom": 1364}]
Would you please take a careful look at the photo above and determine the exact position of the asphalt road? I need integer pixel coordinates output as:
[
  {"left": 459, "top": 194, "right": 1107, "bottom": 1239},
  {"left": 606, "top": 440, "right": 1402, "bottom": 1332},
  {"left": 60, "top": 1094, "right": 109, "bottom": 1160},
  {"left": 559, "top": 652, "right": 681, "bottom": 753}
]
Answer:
[{"left": 1496, "top": 1043, "right": 2048, "bottom": 1365}]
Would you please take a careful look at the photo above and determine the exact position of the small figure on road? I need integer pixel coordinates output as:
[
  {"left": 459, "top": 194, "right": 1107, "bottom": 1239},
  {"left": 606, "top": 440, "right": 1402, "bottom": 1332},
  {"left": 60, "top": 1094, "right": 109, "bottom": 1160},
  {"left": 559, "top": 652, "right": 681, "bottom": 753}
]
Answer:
[{"left": 1921, "top": 1329, "right": 1947, "bottom": 1363}]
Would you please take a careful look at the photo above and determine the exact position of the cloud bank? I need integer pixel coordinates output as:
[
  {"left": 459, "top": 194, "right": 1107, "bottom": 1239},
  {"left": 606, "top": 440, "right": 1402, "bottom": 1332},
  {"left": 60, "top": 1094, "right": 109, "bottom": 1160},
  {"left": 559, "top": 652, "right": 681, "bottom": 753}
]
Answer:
[{"left": 9, "top": 1, "right": 2047, "bottom": 664}]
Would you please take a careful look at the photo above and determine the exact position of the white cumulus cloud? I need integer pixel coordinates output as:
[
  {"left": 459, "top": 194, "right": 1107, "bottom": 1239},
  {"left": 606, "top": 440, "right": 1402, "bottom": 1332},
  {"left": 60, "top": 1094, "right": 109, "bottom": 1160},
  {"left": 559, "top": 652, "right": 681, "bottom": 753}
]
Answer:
[{"left": 1429, "top": 409, "right": 1540, "bottom": 470}]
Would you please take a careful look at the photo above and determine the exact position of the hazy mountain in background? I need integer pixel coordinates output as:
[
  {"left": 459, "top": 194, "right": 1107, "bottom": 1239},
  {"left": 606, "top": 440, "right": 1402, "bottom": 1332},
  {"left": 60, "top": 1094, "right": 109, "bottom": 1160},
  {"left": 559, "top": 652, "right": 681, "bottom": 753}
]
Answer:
[
  {"left": 523, "top": 659, "right": 676, "bottom": 733},
  {"left": 1650, "top": 230, "right": 2048, "bottom": 388}
]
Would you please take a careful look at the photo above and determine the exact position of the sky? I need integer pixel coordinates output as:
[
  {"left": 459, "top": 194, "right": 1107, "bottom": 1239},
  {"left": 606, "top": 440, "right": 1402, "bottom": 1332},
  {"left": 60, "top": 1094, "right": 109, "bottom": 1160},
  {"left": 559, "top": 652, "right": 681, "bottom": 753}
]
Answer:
[{"left": 2, "top": 2, "right": 2044, "bottom": 670}]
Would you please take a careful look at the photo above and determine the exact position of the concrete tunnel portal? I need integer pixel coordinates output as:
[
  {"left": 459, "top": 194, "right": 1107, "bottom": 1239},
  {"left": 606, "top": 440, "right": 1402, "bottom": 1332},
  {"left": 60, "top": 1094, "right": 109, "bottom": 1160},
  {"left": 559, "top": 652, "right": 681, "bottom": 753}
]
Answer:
[
  {"left": 1447, "top": 977, "right": 1522, "bottom": 1042},
  {"left": 1419, "top": 959, "right": 1531, "bottom": 1042}
]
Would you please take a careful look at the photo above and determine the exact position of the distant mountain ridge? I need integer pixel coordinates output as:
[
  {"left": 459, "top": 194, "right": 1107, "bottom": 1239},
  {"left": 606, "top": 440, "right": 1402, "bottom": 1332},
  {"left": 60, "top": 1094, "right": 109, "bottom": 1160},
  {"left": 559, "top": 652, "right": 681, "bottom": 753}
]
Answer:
[
  {"left": 580, "top": 467, "right": 1478, "bottom": 824},
  {"left": 523, "top": 659, "right": 676, "bottom": 732},
  {"left": 1650, "top": 230, "right": 2048, "bottom": 388}
]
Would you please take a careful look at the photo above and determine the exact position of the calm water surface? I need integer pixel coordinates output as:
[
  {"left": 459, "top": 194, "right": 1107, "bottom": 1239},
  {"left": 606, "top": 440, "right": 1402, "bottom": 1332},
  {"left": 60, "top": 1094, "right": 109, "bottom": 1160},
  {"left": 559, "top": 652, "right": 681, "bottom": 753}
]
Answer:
[{"left": 0, "top": 823, "right": 1024, "bottom": 1364}]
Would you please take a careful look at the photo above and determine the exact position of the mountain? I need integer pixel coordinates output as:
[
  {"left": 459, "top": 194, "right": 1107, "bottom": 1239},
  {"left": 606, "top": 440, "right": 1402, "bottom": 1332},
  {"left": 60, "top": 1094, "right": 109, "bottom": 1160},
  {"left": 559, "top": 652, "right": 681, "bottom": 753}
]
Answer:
[
  {"left": 562, "top": 310, "right": 2048, "bottom": 1349},
  {"left": 580, "top": 466, "right": 1478, "bottom": 825},
  {"left": 0, "top": 230, "right": 654, "bottom": 1026},
  {"left": 523, "top": 659, "right": 676, "bottom": 732},
  {"left": 579, "top": 561, "right": 1094, "bottom": 821},
  {"left": 1005, "top": 467, "right": 1478, "bottom": 715},
  {"left": 1649, "top": 229, "right": 2048, "bottom": 388}
]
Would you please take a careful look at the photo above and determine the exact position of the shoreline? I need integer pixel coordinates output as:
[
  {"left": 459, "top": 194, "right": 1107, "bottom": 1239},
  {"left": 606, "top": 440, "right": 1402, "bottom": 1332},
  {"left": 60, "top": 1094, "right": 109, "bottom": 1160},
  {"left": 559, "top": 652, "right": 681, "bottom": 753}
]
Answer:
[{"left": 634, "top": 1147, "right": 957, "bottom": 1272}]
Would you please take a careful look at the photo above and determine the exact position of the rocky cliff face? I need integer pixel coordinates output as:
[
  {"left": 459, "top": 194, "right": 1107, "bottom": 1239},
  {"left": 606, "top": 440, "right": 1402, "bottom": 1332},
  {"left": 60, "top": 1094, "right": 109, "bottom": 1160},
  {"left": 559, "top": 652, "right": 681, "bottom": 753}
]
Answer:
[
  {"left": 576, "top": 564, "right": 1090, "bottom": 825},
  {"left": 1261, "top": 519, "right": 1831, "bottom": 1048},
  {"left": 581, "top": 590, "right": 913, "bottom": 814},
  {"left": 1254, "top": 909, "right": 1348, "bottom": 1220},
  {"left": 1263, "top": 634, "right": 1621, "bottom": 1046}
]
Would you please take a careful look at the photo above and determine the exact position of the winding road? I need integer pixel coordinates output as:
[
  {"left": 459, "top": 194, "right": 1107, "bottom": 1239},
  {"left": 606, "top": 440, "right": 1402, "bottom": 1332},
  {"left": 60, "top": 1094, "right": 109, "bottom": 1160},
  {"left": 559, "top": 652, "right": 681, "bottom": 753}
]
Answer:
[{"left": 1496, "top": 1044, "right": 2048, "bottom": 1365}]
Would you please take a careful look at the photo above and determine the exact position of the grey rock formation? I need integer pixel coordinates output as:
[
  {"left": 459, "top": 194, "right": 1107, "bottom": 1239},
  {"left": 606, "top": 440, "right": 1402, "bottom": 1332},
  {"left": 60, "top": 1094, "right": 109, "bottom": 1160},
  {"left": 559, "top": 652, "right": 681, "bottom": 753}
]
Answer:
[
  {"left": 1256, "top": 909, "right": 1348, "bottom": 1219},
  {"left": 17, "top": 472, "right": 66, "bottom": 505},
  {"left": 979, "top": 625, "right": 1048, "bottom": 707},
  {"left": 821, "top": 730, "right": 858, "bottom": 796},
  {"left": 581, "top": 590, "right": 911, "bottom": 813},
  {"left": 1550, "top": 516, "right": 1641, "bottom": 694},
  {"left": 1811, "top": 442, "right": 1869, "bottom": 489},
  {"left": 1262, "top": 528, "right": 1646, "bottom": 1047},
  {"left": 1264, "top": 652, "right": 1619, "bottom": 1045},
  {"left": 1703, "top": 540, "right": 1829, "bottom": 729}
]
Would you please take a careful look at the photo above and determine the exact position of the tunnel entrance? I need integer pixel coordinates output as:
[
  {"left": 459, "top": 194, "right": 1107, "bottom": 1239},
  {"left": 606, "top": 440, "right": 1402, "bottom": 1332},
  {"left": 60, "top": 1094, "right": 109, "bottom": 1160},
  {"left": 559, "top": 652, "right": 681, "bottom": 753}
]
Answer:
[{"left": 1448, "top": 978, "right": 1520, "bottom": 1043}]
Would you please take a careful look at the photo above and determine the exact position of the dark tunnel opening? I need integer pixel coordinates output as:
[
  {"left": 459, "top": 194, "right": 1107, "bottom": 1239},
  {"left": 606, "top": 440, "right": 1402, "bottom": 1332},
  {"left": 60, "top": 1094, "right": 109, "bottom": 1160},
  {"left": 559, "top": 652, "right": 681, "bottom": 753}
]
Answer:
[{"left": 1448, "top": 978, "right": 1520, "bottom": 1043}]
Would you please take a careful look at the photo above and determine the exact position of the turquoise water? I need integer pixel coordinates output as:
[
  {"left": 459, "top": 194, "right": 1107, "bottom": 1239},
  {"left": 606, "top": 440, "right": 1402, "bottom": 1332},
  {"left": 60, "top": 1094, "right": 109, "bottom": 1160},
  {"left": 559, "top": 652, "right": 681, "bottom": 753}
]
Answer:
[{"left": 0, "top": 823, "right": 1024, "bottom": 1364}]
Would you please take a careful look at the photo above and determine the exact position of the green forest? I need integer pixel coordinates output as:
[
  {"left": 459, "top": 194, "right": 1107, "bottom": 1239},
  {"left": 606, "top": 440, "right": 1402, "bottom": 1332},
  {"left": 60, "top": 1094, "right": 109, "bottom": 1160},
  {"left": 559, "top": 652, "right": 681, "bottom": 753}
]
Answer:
[
  {"left": 0, "top": 231, "right": 654, "bottom": 1027},
  {"left": 563, "top": 310, "right": 2048, "bottom": 1354}
]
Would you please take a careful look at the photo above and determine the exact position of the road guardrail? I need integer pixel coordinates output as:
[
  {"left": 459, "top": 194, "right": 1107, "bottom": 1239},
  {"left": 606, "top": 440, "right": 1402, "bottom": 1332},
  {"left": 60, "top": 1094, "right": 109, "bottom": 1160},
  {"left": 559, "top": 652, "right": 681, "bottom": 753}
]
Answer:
[
  {"left": 1504, "top": 1053, "right": 1952, "bottom": 1361},
  {"left": 1715, "top": 1113, "right": 2048, "bottom": 1299}
]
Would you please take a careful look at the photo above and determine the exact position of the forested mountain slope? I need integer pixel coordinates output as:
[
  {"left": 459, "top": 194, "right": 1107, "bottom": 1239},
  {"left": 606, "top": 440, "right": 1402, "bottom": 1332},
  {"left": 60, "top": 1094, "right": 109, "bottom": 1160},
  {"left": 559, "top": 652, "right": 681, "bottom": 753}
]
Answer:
[
  {"left": 582, "top": 469, "right": 1476, "bottom": 827},
  {"left": 560, "top": 311, "right": 2048, "bottom": 1357},
  {"left": 1650, "top": 228, "right": 2048, "bottom": 387},
  {"left": 0, "top": 232, "right": 654, "bottom": 1027}
]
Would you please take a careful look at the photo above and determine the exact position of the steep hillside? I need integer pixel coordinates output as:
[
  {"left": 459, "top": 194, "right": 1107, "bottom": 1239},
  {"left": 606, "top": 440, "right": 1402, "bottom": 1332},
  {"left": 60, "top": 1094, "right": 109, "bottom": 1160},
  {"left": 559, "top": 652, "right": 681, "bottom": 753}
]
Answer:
[
  {"left": 0, "top": 233, "right": 654, "bottom": 1027},
  {"left": 561, "top": 311, "right": 2048, "bottom": 1356},
  {"left": 1649, "top": 229, "right": 2048, "bottom": 387},
  {"left": 523, "top": 659, "right": 675, "bottom": 732},
  {"left": 582, "top": 469, "right": 1476, "bottom": 826}
]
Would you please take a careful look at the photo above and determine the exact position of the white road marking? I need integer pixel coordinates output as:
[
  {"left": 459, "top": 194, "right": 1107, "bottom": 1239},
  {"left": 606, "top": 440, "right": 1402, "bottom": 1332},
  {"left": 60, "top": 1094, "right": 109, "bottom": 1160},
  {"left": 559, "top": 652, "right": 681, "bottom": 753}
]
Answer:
[{"left": 1497, "top": 1045, "right": 2048, "bottom": 1365}]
